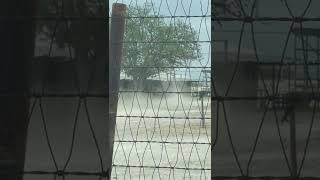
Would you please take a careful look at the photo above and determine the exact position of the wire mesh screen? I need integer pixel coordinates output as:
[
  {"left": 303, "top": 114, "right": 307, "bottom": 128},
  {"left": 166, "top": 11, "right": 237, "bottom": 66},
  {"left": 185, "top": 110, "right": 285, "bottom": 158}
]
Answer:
[
  {"left": 213, "top": 0, "right": 320, "bottom": 179},
  {"left": 109, "top": 0, "right": 211, "bottom": 179},
  {"left": 21, "top": 0, "right": 109, "bottom": 180}
]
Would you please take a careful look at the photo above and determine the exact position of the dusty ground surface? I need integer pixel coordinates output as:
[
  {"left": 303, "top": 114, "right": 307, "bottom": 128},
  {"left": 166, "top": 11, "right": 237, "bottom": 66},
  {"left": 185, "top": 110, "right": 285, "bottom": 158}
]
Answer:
[
  {"left": 112, "top": 93, "right": 211, "bottom": 180},
  {"left": 22, "top": 93, "right": 211, "bottom": 180},
  {"left": 22, "top": 93, "right": 320, "bottom": 179}
]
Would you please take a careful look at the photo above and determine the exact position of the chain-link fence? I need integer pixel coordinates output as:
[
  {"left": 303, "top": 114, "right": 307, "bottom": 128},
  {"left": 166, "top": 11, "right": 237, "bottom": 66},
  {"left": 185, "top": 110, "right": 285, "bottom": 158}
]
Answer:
[
  {"left": 213, "top": 0, "right": 320, "bottom": 179},
  {"left": 109, "top": 0, "right": 211, "bottom": 179}
]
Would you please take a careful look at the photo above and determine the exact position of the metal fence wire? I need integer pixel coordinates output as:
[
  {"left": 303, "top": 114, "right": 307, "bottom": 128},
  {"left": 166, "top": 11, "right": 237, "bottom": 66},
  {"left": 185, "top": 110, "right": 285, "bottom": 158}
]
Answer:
[
  {"left": 110, "top": 0, "right": 211, "bottom": 180},
  {"left": 1, "top": 0, "right": 109, "bottom": 180},
  {"left": 1, "top": 0, "right": 211, "bottom": 180},
  {"left": 213, "top": 0, "right": 320, "bottom": 179},
  {"left": 23, "top": 0, "right": 109, "bottom": 180}
]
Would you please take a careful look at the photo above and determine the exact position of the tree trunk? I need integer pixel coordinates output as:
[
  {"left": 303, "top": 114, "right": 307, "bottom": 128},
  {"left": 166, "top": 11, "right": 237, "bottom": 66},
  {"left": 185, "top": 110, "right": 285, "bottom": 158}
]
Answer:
[{"left": 0, "top": 0, "right": 35, "bottom": 179}]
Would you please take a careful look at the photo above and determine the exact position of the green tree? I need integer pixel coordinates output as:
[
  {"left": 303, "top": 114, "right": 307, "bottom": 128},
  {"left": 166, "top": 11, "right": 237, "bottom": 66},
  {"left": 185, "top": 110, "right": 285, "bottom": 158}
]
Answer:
[
  {"left": 36, "top": 2, "right": 201, "bottom": 87},
  {"left": 122, "top": 4, "right": 202, "bottom": 84}
]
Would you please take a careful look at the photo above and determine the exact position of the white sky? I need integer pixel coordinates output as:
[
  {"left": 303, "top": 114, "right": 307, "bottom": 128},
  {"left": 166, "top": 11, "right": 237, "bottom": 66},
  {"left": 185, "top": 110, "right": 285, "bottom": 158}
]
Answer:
[{"left": 109, "top": 0, "right": 211, "bottom": 80}]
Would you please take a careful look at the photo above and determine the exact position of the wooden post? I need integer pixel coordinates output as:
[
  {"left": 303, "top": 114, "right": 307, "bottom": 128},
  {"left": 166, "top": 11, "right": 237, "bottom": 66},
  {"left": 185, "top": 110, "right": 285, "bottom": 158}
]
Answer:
[
  {"left": 107, "top": 3, "right": 126, "bottom": 179},
  {"left": 0, "top": 0, "right": 35, "bottom": 179}
]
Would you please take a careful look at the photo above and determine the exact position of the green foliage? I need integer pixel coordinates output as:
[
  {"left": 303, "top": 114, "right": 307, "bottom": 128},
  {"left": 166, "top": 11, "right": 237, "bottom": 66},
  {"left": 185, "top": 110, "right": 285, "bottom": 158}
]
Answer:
[
  {"left": 122, "top": 4, "right": 202, "bottom": 81},
  {"left": 36, "top": 1, "right": 201, "bottom": 82}
]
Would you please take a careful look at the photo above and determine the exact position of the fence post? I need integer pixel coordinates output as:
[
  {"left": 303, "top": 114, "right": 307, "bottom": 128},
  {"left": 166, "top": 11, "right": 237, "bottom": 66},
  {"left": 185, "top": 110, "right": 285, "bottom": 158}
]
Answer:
[
  {"left": 288, "top": 105, "right": 297, "bottom": 177},
  {"left": 200, "top": 92, "right": 205, "bottom": 128},
  {"left": 107, "top": 3, "right": 126, "bottom": 179},
  {"left": 0, "top": 0, "right": 35, "bottom": 179}
]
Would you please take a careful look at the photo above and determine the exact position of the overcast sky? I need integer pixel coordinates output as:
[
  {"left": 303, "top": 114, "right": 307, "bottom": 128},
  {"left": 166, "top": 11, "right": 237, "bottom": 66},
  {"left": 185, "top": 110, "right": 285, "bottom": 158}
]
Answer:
[{"left": 109, "top": 0, "right": 211, "bottom": 80}]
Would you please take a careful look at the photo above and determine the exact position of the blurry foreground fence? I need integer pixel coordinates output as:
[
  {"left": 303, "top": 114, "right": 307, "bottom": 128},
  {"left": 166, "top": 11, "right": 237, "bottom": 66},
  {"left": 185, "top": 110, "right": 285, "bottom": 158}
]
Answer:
[
  {"left": 213, "top": 0, "right": 320, "bottom": 179},
  {"left": 1, "top": 0, "right": 118, "bottom": 180}
]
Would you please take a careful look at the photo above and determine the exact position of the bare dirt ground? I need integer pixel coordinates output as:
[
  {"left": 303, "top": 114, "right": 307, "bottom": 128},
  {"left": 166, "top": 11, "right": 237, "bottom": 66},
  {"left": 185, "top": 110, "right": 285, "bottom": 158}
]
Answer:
[
  {"left": 112, "top": 93, "right": 211, "bottom": 180},
  {"left": 22, "top": 93, "right": 211, "bottom": 180}
]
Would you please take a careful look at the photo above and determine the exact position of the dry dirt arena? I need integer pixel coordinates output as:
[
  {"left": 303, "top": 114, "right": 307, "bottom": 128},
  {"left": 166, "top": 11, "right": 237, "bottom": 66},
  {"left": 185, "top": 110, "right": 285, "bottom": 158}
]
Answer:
[
  {"left": 22, "top": 92, "right": 211, "bottom": 180},
  {"left": 112, "top": 92, "right": 211, "bottom": 180}
]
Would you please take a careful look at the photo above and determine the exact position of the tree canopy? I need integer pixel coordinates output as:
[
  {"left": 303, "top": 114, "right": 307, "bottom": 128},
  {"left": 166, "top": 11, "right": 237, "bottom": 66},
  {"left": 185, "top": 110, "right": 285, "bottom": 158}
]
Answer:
[
  {"left": 122, "top": 4, "right": 202, "bottom": 81},
  {"left": 35, "top": 1, "right": 202, "bottom": 82}
]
